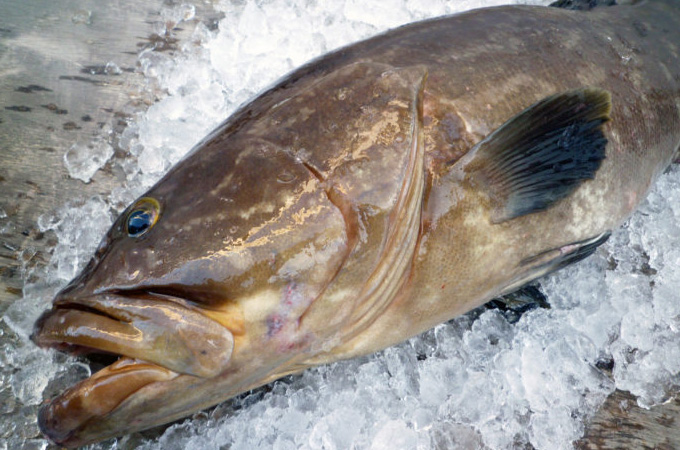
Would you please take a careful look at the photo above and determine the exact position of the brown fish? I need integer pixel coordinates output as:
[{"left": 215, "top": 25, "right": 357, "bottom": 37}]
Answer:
[{"left": 31, "top": 0, "right": 680, "bottom": 446}]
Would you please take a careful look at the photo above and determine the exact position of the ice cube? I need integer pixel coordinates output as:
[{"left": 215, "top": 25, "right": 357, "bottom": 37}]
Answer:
[{"left": 63, "top": 140, "right": 114, "bottom": 183}]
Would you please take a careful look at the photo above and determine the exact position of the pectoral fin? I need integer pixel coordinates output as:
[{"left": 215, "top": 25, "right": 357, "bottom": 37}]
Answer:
[{"left": 455, "top": 88, "right": 611, "bottom": 223}]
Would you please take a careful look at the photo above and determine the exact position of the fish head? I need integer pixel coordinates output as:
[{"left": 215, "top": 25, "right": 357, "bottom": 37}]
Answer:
[
  {"left": 31, "top": 60, "right": 429, "bottom": 447},
  {"left": 31, "top": 129, "right": 352, "bottom": 446}
]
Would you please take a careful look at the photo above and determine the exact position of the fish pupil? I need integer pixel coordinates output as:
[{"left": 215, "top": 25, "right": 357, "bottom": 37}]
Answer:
[{"left": 127, "top": 210, "right": 153, "bottom": 237}]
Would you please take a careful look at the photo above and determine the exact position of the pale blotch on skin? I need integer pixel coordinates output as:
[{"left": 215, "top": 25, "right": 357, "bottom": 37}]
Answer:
[{"left": 238, "top": 202, "right": 277, "bottom": 221}]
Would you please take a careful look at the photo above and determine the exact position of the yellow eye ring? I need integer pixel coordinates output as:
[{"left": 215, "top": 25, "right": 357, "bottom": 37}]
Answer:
[{"left": 125, "top": 197, "right": 160, "bottom": 237}]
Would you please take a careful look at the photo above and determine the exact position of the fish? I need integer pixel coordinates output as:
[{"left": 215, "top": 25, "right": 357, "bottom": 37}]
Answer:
[{"left": 31, "top": 0, "right": 680, "bottom": 447}]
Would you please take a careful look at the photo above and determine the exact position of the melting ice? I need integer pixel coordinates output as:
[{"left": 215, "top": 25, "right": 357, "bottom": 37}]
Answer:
[{"left": 3, "top": 0, "right": 680, "bottom": 449}]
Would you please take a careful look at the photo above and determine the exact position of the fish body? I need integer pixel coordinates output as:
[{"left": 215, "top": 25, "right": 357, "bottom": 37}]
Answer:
[{"left": 32, "top": 1, "right": 680, "bottom": 446}]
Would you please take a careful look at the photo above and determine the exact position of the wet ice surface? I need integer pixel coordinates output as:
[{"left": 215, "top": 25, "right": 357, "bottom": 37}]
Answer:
[
  {"left": 64, "top": 140, "right": 115, "bottom": 183},
  {"left": 3, "top": 0, "right": 680, "bottom": 449}
]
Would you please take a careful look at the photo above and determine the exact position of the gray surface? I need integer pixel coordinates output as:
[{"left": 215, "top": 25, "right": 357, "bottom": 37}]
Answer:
[{"left": 0, "top": 0, "right": 160, "bottom": 311}]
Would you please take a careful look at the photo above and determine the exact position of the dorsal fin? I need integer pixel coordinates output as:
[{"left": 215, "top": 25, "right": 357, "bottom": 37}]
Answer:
[
  {"left": 550, "top": 0, "right": 617, "bottom": 10},
  {"left": 454, "top": 88, "right": 611, "bottom": 223}
]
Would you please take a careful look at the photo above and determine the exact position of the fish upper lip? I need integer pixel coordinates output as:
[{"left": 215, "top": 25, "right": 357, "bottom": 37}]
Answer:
[{"left": 33, "top": 289, "right": 235, "bottom": 378}]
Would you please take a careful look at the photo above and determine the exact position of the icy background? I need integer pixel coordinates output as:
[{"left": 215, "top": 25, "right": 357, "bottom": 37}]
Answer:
[{"left": 3, "top": 0, "right": 680, "bottom": 449}]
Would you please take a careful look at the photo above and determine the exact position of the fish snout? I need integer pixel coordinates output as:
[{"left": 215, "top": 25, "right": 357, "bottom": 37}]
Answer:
[
  {"left": 31, "top": 293, "right": 235, "bottom": 378},
  {"left": 30, "top": 291, "right": 241, "bottom": 447}
]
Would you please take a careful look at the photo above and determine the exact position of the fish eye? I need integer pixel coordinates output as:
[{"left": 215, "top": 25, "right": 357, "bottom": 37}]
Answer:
[{"left": 126, "top": 197, "right": 160, "bottom": 237}]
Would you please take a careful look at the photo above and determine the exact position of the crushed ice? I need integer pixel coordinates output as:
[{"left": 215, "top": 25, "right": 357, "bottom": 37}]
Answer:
[
  {"left": 63, "top": 139, "right": 114, "bottom": 183},
  {"left": 3, "top": 1, "right": 680, "bottom": 449}
]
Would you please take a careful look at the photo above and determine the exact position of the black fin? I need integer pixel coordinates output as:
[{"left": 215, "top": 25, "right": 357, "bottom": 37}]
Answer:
[
  {"left": 521, "top": 231, "right": 611, "bottom": 274},
  {"left": 486, "top": 284, "right": 550, "bottom": 324},
  {"left": 462, "top": 88, "right": 611, "bottom": 223},
  {"left": 550, "top": 0, "right": 616, "bottom": 10}
]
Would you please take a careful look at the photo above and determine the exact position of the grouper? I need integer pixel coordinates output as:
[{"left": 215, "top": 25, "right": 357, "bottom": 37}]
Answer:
[{"left": 31, "top": 0, "right": 680, "bottom": 446}]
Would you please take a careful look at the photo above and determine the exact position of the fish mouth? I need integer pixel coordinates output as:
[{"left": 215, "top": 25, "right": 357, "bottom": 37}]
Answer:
[
  {"left": 36, "top": 356, "right": 179, "bottom": 446},
  {"left": 31, "top": 291, "right": 236, "bottom": 447}
]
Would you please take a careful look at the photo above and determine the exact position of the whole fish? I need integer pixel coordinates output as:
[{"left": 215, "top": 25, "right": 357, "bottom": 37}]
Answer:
[{"left": 31, "top": 0, "right": 680, "bottom": 446}]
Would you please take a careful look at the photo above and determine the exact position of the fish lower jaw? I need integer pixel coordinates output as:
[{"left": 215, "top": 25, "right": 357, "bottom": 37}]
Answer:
[{"left": 38, "top": 357, "right": 179, "bottom": 448}]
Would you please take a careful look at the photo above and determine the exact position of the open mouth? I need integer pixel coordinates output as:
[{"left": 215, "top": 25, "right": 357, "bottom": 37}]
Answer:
[{"left": 31, "top": 292, "right": 236, "bottom": 446}]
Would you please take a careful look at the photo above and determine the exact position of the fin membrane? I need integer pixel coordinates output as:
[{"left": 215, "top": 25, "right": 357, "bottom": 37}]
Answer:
[
  {"left": 521, "top": 231, "right": 612, "bottom": 274},
  {"left": 498, "top": 231, "right": 611, "bottom": 296},
  {"left": 462, "top": 88, "right": 611, "bottom": 223},
  {"left": 550, "top": 0, "right": 616, "bottom": 10},
  {"left": 486, "top": 284, "right": 550, "bottom": 324}
]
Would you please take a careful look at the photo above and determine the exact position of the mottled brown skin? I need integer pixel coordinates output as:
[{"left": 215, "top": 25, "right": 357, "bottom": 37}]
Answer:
[{"left": 31, "top": 1, "right": 680, "bottom": 447}]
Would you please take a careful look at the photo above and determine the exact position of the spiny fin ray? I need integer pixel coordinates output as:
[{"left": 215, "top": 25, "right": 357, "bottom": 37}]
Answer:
[{"left": 461, "top": 88, "right": 611, "bottom": 223}]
